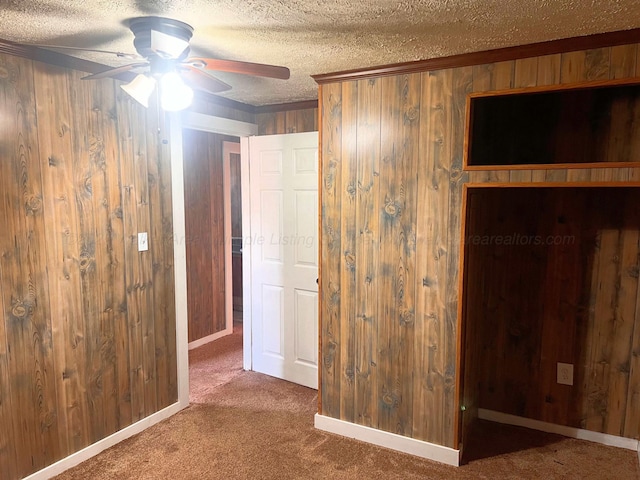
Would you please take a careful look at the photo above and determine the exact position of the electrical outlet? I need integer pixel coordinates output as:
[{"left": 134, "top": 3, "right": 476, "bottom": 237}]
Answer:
[
  {"left": 557, "top": 362, "right": 574, "bottom": 386},
  {"left": 138, "top": 232, "right": 148, "bottom": 252}
]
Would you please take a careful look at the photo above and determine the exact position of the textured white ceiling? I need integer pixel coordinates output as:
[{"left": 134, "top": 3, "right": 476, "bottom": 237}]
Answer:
[{"left": 2, "top": 0, "right": 640, "bottom": 105}]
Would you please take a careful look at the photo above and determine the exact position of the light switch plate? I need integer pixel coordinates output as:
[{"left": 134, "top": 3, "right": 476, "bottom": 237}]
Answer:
[{"left": 138, "top": 232, "right": 148, "bottom": 252}]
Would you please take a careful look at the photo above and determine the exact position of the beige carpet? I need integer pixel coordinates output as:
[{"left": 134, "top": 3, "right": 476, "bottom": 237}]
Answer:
[
  {"left": 188, "top": 322, "right": 244, "bottom": 403},
  {"left": 54, "top": 323, "right": 640, "bottom": 480}
]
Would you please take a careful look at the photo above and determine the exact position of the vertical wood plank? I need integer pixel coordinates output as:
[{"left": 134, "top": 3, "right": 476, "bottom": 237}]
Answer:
[
  {"left": 605, "top": 195, "right": 639, "bottom": 436},
  {"left": 256, "top": 112, "right": 276, "bottom": 135},
  {"left": 145, "top": 100, "right": 170, "bottom": 410},
  {"left": 103, "top": 83, "right": 132, "bottom": 431},
  {"left": 86, "top": 78, "right": 120, "bottom": 438},
  {"left": 449, "top": 66, "right": 472, "bottom": 448},
  {"left": 0, "top": 261, "right": 17, "bottom": 479},
  {"left": 285, "top": 110, "right": 296, "bottom": 133},
  {"left": 300, "top": 108, "right": 318, "bottom": 132},
  {"left": 584, "top": 48, "right": 611, "bottom": 81},
  {"left": 0, "top": 54, "right": 44, "bottom": 478},
  {"left": 321, "top": 82, "right": 342, "bottom": 419},
  {"left": 354, "top": 78, "right": 381, "bottom": 428},
  {"left": 18, "top": 58, "right": 63, "bottom": 470},
  {"left": 339, "top": 81, "right": 357, "bottom": 423},
  {"left": 560, "top": 51, "right": 587, "bottom": 84},
  {"left": 514, "top": 58, "right": 538, "bottom": 88},
  {"left": 274, "top": 111, "right": 286, "bottom": 135},
  {"left": 537, "top": 54, "right": 562, "bottom": 86},
  {"left": 610, "top": 44, "right": 638, "bottom": 79},
  {"left": 156, "top": 110, "right": 178, "bottom": 405},
  {"left": 583, "top": 207, "right": 620, "bottom": 432},
  {"left": 67, "top": 69, "right": 106, "bottom": 443},
  {"left": 134, "top": 99, "right": 158, "bottom": 419},
  {"left": 116, "top": 92, "right": 146, "bottom": 423},
  {"left": 413, "top": 69, "right": 453, "bottom": 445},
  {"left": 538, "top": 191, "right": 584, "bottom": 425},
  {"left": 34, "top": 62, "right": 89, "bottom": 457},
  {"left": 624, "top": 249, "right": 640, "bottom": 438},
  {"left": 377, "top": 73, "right": 419, "bottom": 436}
]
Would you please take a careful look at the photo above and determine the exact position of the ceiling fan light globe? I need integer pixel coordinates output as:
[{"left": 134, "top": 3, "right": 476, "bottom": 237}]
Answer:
[
  {"left": 120, "top": 74, "right": 156, "bottom": 108},
  {"left": 160, "top": 72, "right": 194, "bottom": 111}
]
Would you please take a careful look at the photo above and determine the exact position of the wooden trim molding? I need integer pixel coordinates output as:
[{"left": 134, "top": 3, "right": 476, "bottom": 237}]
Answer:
[
  {"left": 316, "top": 85, "right": 323, "bottom": 415},
  {"left": 312, "top": 28, "right": 640, "bottom": 84},
  {"left": 465, "top": 181, "right": 640, "bottom": 189},
  {"left": 465, "top": 162, "right": 640, "bottom": 171},
  {"left": 254, "top": 99, "right": 318, "bottom": 113}
]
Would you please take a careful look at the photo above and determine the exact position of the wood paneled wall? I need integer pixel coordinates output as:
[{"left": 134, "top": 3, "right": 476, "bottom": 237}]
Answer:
[
  {"left": 190, "top": 94, "right": 255, "bottom": 124},
  {"left": 0, "top": 53, "right": 177, "bottom": 479},
  {"left": 256, "top": 108, "right": 318, "bottom": 135},
  {"left": 319, "top": 43, "right": 640, "bottom": 449},
  {"left": 464, "top": 187, "right": 640, "bottom": 438},
  {"left": 183, "top": 131, "right": 238, "bottom": 342}
]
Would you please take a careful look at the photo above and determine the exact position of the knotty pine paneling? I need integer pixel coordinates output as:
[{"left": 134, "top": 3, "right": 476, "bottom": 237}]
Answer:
[
  {"left": 255, "top": 107, "right": 319, "bottom": 135},
  {"left": 0, "top": 53, "right": 177, "bottom": 480},
  {"left": 183, "top": 131, "right": 237, "bottom": 342},
  {"left": 319, "top": 42, "right": 640, "bottom": 449}
]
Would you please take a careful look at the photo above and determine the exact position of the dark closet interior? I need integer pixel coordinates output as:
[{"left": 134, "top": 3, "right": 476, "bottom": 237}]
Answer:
[{"left": 461, "top": 186, "right": 640, "bottom": 445}]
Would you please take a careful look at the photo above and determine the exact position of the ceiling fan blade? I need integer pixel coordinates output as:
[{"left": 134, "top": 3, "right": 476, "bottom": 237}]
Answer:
[
  {"left": 181, "top": 66, "right": 232, "bottom": 94},
  {"left": 26, "top": 44, "right": 139, "bottom": 59},
  {"left": 81, "top": 62, "right": 149, "bottom": 80},
  {"left": 186, "top": 57, "right": 290, "bottom": 80}
]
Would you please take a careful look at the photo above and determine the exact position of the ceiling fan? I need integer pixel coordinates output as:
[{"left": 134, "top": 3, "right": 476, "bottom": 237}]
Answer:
[{"left": 33, "top": 16, "right": 291, "bottom": 111}]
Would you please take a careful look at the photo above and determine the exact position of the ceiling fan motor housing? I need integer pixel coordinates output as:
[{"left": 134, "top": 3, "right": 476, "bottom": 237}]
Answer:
[{"left": 129, "top": 16, "right": 194, "bottom": 60}]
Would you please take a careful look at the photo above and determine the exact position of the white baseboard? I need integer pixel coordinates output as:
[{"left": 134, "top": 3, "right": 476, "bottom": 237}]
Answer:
[
  {"left": 23, "top": 400, "right": 188, "bottom": 480},
  {"left": 188, "top": 327, "right": 232, "bottom": 351},
  {"left": 314, "top": 414, "right": 460, "bottom": 467},
  {"left": 478, "top": 408, "right": 639, "bottom": 451}
]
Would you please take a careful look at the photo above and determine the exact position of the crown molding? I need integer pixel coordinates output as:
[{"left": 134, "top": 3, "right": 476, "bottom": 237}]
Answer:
[
  {"left": 253, "top": 99, "right": 318, "bottom": 114},
  {"left": 313, "top": 28, "right": 640, "bottom": 84}
]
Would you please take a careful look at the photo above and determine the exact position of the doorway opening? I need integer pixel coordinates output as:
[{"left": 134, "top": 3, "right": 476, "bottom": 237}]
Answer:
[
  {"left": 458, "top": 185, "right": 640, "bottom": 462},
  {"left": 181, "top": 131, "right": 243, "bottom": 402}
]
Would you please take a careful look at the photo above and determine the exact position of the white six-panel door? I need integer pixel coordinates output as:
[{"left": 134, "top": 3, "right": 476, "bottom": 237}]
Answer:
[{"left": 246, "top": 132, "right": 318, "bottom": 389}]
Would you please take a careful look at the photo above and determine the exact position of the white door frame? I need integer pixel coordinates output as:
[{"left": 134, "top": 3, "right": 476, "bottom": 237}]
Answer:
[
  {"left": 240, "top": 137, "right": 252, "bottom": 370},
  {"left": 222, "top": 140, "right": 240, "bottom": 338},
  {"left": 170, "top": 111, "right": 257, "bottom": 407}
]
